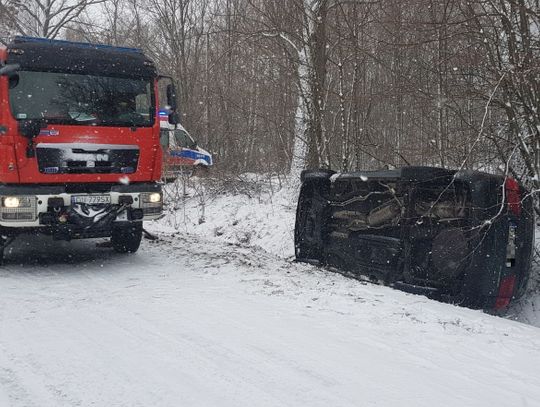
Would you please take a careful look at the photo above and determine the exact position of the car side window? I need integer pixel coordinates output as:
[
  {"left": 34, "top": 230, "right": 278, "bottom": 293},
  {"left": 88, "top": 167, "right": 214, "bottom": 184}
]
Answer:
[{"left": 174, "top": 129, "right": 194, "bottom": 148}]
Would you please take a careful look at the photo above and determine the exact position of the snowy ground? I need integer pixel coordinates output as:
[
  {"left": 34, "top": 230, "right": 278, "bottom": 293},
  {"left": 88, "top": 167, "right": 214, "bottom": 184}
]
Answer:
[
  {"left": 161, "top": 175, "right": 540, "bottom": 328},
  {"left": 160, "top": 174, "right": 297, "bottom": 258},
  {"left": 1, "top": 176, "right": 540, "bottom": 406}
]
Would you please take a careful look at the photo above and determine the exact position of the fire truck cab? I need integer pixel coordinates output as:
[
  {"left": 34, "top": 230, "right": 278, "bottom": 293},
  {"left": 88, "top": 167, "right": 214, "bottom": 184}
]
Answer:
[{"left": 0, "top": 36, "right": 177, "bottom": 261}]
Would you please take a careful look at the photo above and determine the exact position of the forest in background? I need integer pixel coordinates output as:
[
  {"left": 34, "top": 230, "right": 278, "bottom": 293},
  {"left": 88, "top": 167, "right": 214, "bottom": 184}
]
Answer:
[{"left": 1, "top": 0, "right": 540, "bottom": 187}]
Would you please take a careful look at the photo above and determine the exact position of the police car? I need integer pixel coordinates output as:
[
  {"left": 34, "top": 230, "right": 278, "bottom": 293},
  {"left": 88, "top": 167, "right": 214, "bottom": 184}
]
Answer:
[{"left": 159, "top": 112, "right": 213, "bottom": 179}]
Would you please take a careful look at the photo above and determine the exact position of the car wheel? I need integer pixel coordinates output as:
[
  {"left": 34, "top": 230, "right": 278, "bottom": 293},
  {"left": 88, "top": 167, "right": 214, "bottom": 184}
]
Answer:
[{"left": 295, "top": 184, "right": 321, "bottom": 261}]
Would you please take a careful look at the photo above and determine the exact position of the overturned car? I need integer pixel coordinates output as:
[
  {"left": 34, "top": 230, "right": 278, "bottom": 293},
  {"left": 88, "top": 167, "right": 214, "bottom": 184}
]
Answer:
[{"left": 294, "top": 167, "right": 534, "bottom": 310}]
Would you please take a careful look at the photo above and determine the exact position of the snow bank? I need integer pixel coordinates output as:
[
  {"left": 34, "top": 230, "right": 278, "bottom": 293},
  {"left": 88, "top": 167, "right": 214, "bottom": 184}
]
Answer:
[
  {"left": 158, "top": 175, "right": 540, "bottom": 328},
  {"left": 159, "top": 175, "right": 297, "bottom": 258},
  {"left": 0, "top": 176, "right": 539, "bottom": 405}
]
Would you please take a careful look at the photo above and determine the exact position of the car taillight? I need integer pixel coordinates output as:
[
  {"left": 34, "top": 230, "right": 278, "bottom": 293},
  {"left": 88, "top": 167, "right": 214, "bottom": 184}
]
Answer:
[
  {"left": 505, "top": 177, "right": 521, "bottom": 216},
  {"left": 494, "top": 274, "right": 516, "bottom": 310}
]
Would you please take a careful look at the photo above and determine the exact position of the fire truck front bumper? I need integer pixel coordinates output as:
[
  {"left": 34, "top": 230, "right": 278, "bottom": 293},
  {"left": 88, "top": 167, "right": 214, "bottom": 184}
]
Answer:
[{"left": 0, "top": 183, "right": 163, "bottom": 234}]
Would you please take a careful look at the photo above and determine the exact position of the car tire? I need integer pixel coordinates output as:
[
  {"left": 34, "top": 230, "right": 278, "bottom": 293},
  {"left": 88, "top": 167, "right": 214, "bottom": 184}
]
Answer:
[
  {"left": 295, "top": 184, "right": 326, "bottom": 261},
  {"left": 295, "top": 184, "right": 316, "bottom": 260},
  {"left": 111, "top": 223, "right": 143, "bottom": 253}
]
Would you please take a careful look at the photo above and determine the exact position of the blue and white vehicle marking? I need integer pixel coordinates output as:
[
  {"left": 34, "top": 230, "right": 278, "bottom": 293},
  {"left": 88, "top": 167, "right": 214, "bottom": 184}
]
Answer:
[{"left": 159, "top": 119, "right": 213, "bottom": 169}]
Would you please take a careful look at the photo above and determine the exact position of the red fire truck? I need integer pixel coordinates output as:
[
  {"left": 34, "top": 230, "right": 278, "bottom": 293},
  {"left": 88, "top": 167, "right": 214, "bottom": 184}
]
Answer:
[{"left": 0, "top": 36, "right": 177, "bottom": 261}]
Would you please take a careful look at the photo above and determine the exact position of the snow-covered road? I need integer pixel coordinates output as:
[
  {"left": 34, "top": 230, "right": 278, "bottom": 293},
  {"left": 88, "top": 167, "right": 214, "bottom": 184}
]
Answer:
[{"left": 1, "top": 232, "right": 540, "bottom": 407}]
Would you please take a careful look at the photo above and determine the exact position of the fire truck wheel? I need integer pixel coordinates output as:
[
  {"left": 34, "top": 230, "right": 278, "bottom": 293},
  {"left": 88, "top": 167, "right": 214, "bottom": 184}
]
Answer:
[
  {"left": 0, "top": 234, "right": 11, "bottom": 265},
  {"left": 111, "top": 223, "right": 143, "bottom": 253}
]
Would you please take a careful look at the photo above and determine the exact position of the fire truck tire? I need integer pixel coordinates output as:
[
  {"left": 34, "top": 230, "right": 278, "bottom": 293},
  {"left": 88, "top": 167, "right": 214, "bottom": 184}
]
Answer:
[
  {"left": 111, "top": 223, "right": 143, "bottom": 253},
  {"left": 0, "top": 234, "right": 10, "bottom": 265}
]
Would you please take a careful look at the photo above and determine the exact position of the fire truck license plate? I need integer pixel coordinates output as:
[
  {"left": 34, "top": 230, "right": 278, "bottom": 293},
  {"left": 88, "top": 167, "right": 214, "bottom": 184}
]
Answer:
[{"left": 71, "top": 195, "right": 111, "bottom": 205}]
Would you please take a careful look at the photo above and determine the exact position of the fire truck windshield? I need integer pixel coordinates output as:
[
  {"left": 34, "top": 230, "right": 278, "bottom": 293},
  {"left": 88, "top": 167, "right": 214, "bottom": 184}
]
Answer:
[{"left": 8, "top": 71, "right": 154, "bottom": 127}]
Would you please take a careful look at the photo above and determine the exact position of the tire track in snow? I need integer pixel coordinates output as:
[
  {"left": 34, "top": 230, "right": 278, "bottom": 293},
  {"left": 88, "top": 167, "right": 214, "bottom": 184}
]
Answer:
[{"left": 0, "top": 233, "right": 539, "bottom": 406}]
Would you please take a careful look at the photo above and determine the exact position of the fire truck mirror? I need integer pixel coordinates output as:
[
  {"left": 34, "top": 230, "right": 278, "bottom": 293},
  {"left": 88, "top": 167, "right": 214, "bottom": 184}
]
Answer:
[
  {"left": 19, "top": 119, "right": 44, "bottom": 139},
  {"left": 0, "top": 126, "right": 7, "bottom": 135},
  {"left": 0, "top": 64, "right": 20, "bottom": 76},
  {"left": 168, "top": 112, "right": 179, "bottom": 125},
  {"left": 166, "top": 84, "right": 178, "bottom": 112}
]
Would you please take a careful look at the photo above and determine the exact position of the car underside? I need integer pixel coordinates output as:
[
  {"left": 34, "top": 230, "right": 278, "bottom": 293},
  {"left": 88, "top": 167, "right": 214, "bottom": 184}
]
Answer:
[{"left": 295, "top": 167, "right": 534, "bottom": 311}]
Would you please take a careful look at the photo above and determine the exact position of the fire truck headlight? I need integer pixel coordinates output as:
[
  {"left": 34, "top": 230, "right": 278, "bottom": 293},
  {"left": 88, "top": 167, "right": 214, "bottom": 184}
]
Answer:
[
  {"left": 140, "top": 192, "right": 163, "bottom": 217},
  {"left": 2, "top": 196, "right": 34, "bottom": 208},
  {"left": 148, "top": 193, "right": 162, "bottom": 203},
  {"left": 3, "top": 197, "right": 21, "bottom": 208},
  {"left": 0, "top": 196, "right": 37, "bottom": 222}
]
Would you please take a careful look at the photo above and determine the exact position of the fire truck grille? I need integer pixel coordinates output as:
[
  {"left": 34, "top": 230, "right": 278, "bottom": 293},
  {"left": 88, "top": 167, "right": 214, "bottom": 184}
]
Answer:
[{"left": 36, "top": 143, "right": 139, "bottom": 175}]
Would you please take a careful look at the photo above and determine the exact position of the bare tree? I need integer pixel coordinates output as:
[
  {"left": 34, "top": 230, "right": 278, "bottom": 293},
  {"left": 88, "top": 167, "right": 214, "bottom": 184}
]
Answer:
[
  {"left": 0, "top": 0, "right": 107, "bottom": 39},
  {"left": 30, "top": 0, "right": 536, "bottom": 186},
  {"left": 463, "top": 0, "right": 540, "bottom": 187}
]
